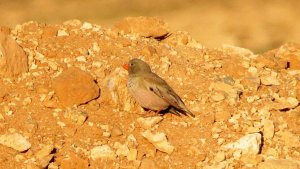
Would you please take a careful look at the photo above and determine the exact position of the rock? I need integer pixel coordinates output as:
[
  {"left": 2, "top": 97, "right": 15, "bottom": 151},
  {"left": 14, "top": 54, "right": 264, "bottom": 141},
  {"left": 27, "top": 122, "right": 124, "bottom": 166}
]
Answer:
[
  {"left": 139, "top": 158, "right": 159, "bottom": 169},
  {"left": 271, "top": 97, "right": 299, "bottom": 110},
  {"left": 214, "top": 151, "right": 226, "bottom": 162},
  {"left": 210, "top": 81, "right": 233, "bottom": 93},
  {"left": 248, "top": 67, "right": 258, "bottom": 75},
  {"left": 0, "top": 133, "right": 31, "bottom": 152},
  {"left": 0, "top": 32, "right": 28, "bottom": 77},
  {"left": 81, "top": 22, "right": 93, "bottom": 30},
  {"left": 103, "top": 68, "right": 130, "bottom": 110},
  {"left": 258, "top": 159, "right": 300, "bottom": 169},
  {"left": 111, "top": 126, "right": 123, "bottom": 137},
  {"left": 255, "top": 50, "right": 288, "bottom": 70},
  {"left": 262, "top": 119, "right": 274, "bottom": 139},
  {"left": 285, "top": 52, "right": 300, "bottom": 70},
  {"left": 35, "top": 144, "right": 54, "bottom": 159},
  {"left": 75, "top": 55, "right": 87, "bottom": 62},
  {"left": 113, "top": 140, "right": 137, "bottom": 161},
  {"left": 57, "top": 29, "right": 69, "bottom": 36},
  {"left": 48, "top": 163, "right": 59, "bottom": 169},
  {"left": 137, "top": 116, "right": 164, "bottom": 129},
  {"left": 241, "top": 75, "right": 260, "bottom": 91},
  {"left": 90, "top": 145, "right": 115, "bottom": 160},
  {"left": 102, "top": 131, "right": 111, "bottom": 138},
  {"left": 222, "top": 133, "right": 262, "bottom": 155},
  {"left": 198, "top": 153, "right": 207, "bottom": 161},
  {"left": 38, "top": 154, "right": 54, "bottom": 168},
  {"left": 52, "top": 67, "right": 100, "bottom": 107},
  {"left": 126, "top": 134, "right": 138, "bottom": 148},
  {"left": 260, "top": 74, "right": 280, "bottom": 86},
  {"left": 115, "top": 16, "right": 169, "bottom": 38},
  {"left": 211, "top": 92, "right": 225, "bottom": 102},
  {"left": 209, "top": 82, "right": 240, "bottom": 103},
  {"left": 114, "top": 142, "right": 130, "bottom": 157},
  {"left": 64, "top": 109, "right": 88, "bottom": 125},
  {"left": 127, "top": 149, "right": 137, "bottom": 161},
  {"left": 276, "top": 42, "right": 300, "bottom": 70},
  {"left": 141, "top": 130, "right": 174, "bottom": 154}
]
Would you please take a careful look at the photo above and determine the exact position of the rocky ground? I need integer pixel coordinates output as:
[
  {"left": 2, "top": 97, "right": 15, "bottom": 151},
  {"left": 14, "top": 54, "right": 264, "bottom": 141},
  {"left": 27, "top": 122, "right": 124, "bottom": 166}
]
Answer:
[{"left": 0, "top": 17, "right": 299, "bottom": 169}]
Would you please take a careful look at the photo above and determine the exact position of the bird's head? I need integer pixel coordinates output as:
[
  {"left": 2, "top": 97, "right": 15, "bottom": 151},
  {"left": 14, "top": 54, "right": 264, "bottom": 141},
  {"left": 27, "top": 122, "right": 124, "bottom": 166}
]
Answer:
[{"left": 123, "top": 58, "right": 152, "bottom": 74}]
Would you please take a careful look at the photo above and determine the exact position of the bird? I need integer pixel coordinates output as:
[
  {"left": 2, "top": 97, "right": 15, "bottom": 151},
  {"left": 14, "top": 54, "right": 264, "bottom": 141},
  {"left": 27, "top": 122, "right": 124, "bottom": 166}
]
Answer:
[{"left": 123, "top": 58, "right": 195, "bottom": 117}]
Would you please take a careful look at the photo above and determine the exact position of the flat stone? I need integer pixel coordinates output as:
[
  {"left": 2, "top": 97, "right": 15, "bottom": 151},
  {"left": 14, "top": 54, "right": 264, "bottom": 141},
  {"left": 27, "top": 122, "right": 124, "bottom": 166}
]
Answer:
[
  {"left": 35, "top": 144, "right": 54, "bottom": 159},
  {"left": 0, "top": 32, "right": 28, "bottom": 77},
  {"left": 141, "top": 130, "right": 174, "bottom": 154},
  {"left": 90, "top": 145, "right": 115, "bottom": 160},
  {"left": 0, "top": 133, "right": 31, "bottom": 152},
  {"left": 52, "top": 67, "right": 100, "bottom": 107},
  {"left": 222, "top": 133, "right": 262, "bottom": 155},
  {"left": 137, "top": 116, "right": 164, "bottom": 129},
  {"left": 263, "top": 119, "right": 274, "bottom": 139}
]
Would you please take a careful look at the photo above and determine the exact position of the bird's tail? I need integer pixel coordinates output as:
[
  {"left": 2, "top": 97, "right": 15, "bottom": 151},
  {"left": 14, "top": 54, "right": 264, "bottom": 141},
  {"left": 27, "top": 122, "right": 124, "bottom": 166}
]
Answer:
[
  {"left": 169, "top": 107, "right": 195, "bottom": 118},
  {"left": 184, "top": 108, "right": 195, "bottom": 118}
]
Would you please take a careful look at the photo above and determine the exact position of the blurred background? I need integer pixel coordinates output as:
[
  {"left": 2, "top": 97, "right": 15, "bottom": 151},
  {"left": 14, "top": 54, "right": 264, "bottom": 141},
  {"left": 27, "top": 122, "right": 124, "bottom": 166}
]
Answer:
[{"left": 0, "top": 0, "right": 299, "bottom": 52}]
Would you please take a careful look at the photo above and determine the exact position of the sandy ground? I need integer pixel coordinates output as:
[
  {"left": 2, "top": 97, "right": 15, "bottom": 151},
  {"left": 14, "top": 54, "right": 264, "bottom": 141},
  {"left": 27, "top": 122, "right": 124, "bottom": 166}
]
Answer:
[{"left": 0, "top": 17, "right": 299, "bottom": 169}]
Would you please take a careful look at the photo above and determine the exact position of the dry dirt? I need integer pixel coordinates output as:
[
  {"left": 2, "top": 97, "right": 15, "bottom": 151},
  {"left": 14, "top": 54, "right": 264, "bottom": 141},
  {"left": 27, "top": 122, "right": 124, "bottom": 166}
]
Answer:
[
  {"left": 1, "top": 0, "right": 300, "bottom": 52},
  {"left": 0, "top": 17, "right": 300, "bottom": 169}
]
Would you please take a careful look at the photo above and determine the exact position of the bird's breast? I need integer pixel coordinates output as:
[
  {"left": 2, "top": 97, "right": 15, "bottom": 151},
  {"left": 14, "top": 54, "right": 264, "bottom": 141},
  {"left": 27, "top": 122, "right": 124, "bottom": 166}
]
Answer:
[{"left": 127, "top": 76, "right": 169, "bottom": 110}]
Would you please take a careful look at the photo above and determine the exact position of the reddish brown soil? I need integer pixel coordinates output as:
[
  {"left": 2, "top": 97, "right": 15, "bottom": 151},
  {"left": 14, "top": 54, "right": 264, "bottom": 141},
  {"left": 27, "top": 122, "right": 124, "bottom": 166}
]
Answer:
[{"left": 0, "top": 18, "right": 299, "bottom": 169}]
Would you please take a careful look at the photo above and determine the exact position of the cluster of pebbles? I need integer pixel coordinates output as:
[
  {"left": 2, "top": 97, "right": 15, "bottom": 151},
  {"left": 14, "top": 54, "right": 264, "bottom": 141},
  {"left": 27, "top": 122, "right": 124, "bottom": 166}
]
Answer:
[{"left": 0, "top": 17, "right": 299, "bottom": 169}]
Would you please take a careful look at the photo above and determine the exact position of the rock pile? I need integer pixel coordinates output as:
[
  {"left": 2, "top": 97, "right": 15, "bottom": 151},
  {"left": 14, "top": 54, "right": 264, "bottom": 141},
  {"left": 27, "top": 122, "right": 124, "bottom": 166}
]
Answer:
[{"left": 0, "top": 17, "right": 299, "bottom": 168}]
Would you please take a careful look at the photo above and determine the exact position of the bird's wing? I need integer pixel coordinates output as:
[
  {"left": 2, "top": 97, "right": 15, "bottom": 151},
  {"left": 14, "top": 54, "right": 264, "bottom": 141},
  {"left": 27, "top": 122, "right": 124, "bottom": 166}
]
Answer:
[{"left": 141, "top": 73, "right": 195, "bottom": 117}]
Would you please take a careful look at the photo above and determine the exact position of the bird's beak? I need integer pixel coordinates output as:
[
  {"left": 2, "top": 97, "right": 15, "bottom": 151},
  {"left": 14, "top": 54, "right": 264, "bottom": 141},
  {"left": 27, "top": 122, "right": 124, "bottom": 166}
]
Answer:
[{"left": 123, "top": 63, "right": 129, "bottom": 71}]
